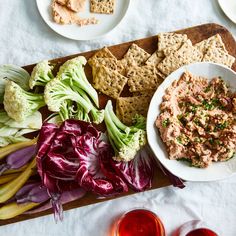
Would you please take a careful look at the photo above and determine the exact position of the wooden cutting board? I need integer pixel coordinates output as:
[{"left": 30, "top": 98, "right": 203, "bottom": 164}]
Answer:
[{"left": 1, "top": 23, "right": 236, "bottom": 226}]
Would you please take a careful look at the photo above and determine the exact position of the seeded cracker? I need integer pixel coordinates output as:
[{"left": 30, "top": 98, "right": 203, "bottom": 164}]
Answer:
[
  {"left": 157, "top": 33, "right": 188, "bottom": 51},
  {"left": 88, "top": 47, "right": 116, "bottom": 66},
  {"left": 162, "top": 42, "right": 184, "bottom": 56},
  {"left": 202, "top": 41, "right": 235, "bottom": 68},
  {"left": 116, "top": 95, "right": 152, "bottom": 125},
  {"left": 195, "top": 34, "right": 227, "bottom": 54},
  {"left": 93, "top": 66, "right": 128, "bottom": 99},
  {"left": 145, "top": 50, "right": 164, "bottom": 66},
  {"left": 126, "top": 65, "right": 163, "bottom": 92},
  {"left": 90, "top": 58, "right": 118, "bottom": 77},
  {"left": 90, "top": 0, "right": 115, "bottom": 14},
  {"left": 120, "top": 43, "right": 151, "bottom": 68},
  {"left": 157, "top": 40, "right": 203, "bottom": 75}
]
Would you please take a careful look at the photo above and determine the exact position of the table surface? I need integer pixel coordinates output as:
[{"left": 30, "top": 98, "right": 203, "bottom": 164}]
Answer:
[{"left": 1, "top": 0, "right": 236, "bottom": 235}]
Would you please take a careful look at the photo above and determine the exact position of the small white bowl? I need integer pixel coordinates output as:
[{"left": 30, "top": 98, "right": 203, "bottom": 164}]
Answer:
[
  {"left": 36, "top": 0, "right": 131, "bottom": 40},
  {"left": 147, "top": 62, "right": 236, "bottom": 182}
]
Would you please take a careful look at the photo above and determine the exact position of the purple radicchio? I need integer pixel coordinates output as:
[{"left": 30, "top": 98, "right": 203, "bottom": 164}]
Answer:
[
  {"left": 111, "top": 145, "right": 156, "bottom": 191},
  {"left": 36, "top": 119, "right": 128, "bottom": 220}
]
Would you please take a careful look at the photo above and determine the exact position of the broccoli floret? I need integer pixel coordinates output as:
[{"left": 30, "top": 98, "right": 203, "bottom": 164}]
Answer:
[
  {"left": 104, "top": 100, "right": 147, "bottom": 162},
  {"left": 44, "top": 77, "right": 92, "bottom": 114},
  {"left": 29, "top": 60, "right": 54, "bottom": 89},
  {"left": 57, "top": 56, "right": 99, "bottom": 107},
  {"left": 3, "top": 81, "right": 45, "bottom": 122}
]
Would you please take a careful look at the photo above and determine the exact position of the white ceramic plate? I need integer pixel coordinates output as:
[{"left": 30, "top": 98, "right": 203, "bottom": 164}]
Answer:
[
  {"left": 218, "top": 0, "right": 236, "bottom": 24},
  {"left": 147, "top": 62, "right": 236, "bottom": 182},
  {"left": 36, "top": 0, "right": 130, "bottom": 40}
]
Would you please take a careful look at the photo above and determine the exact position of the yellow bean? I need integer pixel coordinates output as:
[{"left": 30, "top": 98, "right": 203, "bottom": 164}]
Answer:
[
  {"left": 0, "top": 202, "right": 39, "bottom": 220},
  {"left": 0, "top": 173, "right": 19, "bottom": 185},
  {"left": 3, "top": 165, "right": 27, "bottom": 175},
  {"left": 0, "top": 158, "right": 36, "bottom": 203},
  {"left": 0, "top": 138, "right": 37, "bottom": 160}
]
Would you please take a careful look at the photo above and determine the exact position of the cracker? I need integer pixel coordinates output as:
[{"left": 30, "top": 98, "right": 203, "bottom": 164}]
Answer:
[
  {"left": 163, "top": 42, "right": 183, "bottom": 56},
  {"left": 116, "top": 60, "right": 126, "bottom": 75},
  {"left": 145, "top": 50, "right": 164, "bottom": 65},
  {"left": 157, "top": 40, "right": 203, "bottom": 75},
  {"left": 120, "top": 43, "right": 151, "bottom": 68},
  {"left": 90, "top": 58, "right": 118, "bottom": 77},
  {"left": 132, "top": 90, "right": 156, "bottom": 97},
  {"left": 195, "top": 34, "right": 227, "bottom": 54},
  {"left": 156, "top": 69, "right": 166, "bottom": 79},
  {"left": 116, "top": 95, "right": 152, "bottom": 125},
  {"left": 93, "top": 66, "right": 127, "bottom": 99},
  {"left": 157, "top": 33, "right": 188, "bottom": 51},
  {"left": 90, "top": 0, "right": 115, "bottom": 14},
  {"left": 202, "top": 41, "right": 235, "bottom": 68},
  {"left": 126, "top": 65, "right": 163, "bottom": 92},
  {"left": 88, "top": 47, "right": 116, "bottom": 66}
]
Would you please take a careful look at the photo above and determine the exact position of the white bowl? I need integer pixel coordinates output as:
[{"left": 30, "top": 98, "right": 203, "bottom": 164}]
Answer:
[
  {"left": 147, "top": 62, "right": 236, "bottom": 182},
  {"left": 36, "top": 0, "right": 131, "bottom": 40}
]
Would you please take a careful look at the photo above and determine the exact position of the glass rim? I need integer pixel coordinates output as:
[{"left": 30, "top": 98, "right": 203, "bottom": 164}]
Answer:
[{"left": 114, "top": 208, "right": 166, "bottom": 236}]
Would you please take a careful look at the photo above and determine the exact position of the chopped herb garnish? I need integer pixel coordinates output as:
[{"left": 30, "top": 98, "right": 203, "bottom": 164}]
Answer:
[
  {"left": 202, "top": 100, "right": 214, "bottom": 110},
  {"left": 204, "top": 86, "right": 211, "bottom": 93},
  {"left": 162, "top": 118, "right": 170, "bottom": 128},
  {"left": 215, "top": 121, "right": 228, "bottom": 131},
  {"left": 176, "top": 136, "right": 182, "bottom": 144},
  {"left": 177, "top": 157, "right": 191, "bottom": 163},
  {"left": 209, "top": 138, "right": 214, "bottom": 145},
  {"left": 193, "top": 119, "right": 200, "bottom": 126}
]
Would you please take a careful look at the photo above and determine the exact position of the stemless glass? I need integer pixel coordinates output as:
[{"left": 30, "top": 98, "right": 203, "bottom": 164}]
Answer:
[
  {"left": 115, "top": 209, "right": 166, "bottom": 236},
  {"left": 173, "top": 220, "right": 218, "bottom": 236}
]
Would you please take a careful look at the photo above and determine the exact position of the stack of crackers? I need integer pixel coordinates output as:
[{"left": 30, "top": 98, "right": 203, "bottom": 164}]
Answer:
[{"left": 88, "top": 32, "right": 235, "bottom": 125}]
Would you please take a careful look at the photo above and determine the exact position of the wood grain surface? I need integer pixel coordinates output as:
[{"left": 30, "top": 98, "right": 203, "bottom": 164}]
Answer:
[{"left": 1, "top": 23, "right": 236, "bottom": 226}]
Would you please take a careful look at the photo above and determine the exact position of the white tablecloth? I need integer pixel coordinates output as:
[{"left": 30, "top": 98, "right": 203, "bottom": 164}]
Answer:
[{"left": 1, "top": 0, "right": 236, "bottom": 235}]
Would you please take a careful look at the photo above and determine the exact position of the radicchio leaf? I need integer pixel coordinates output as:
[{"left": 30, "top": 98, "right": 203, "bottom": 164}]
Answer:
[
  {"left": 76, "top": 138, "right": 128, "bottom": 196},
  {"left": 111, "top": 145, "right": 155, "bottom": 191},
  {"left": 157, "top": 161, "right": 185, "bottom": 189},
  {"left": 36, "top": 119, "right": 128, "bottom": 220},
  {"left": 24, "top": 188, "right": 86, "bottom": 215}
]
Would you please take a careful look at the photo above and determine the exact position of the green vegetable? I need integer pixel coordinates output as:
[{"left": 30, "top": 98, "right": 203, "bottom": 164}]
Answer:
[
  {"left": 44, "top": 77, "right": 92, "bottom": 114},
  {"left": 0, "top": 202, "right": 39, "bottom": 220},
  {"left": 104, "top": 100, "right": 146, "bottom": 162},
  {"left": 44, "top": 57, "right": 104, "bottom": 124},
  {"left": 29, "top": 60, "right": 54, "bottom": 89},
  {"left": 0, "top": 110, "right": 42, "bottom": 147},
  {"left": 3, "top": 81, "right": 45, "bottom": 122},
  {"left": 0, "top": 136, "right": 30, "bottom": 148},
  {"left": 0, "top": 64, "right": 30, "bottom": 103},
  {"left": 57, "top": 56, "right": 99, "bottom": 107}
]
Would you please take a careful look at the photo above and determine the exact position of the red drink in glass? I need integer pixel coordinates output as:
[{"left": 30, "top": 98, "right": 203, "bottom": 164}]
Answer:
[
  {"left": 186, "top": 228, "right": 218, "bottom": 236},
  {"left": 173, "top": 220, "right": 218, "bottom": 236},
  {"left": 115, "top": 209, "right": 165, "bottom": 236}
]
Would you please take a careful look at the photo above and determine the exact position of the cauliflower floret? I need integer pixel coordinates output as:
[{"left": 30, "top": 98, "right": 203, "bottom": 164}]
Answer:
[
  {"left": 29, "top": 60, "right": 54, "bottom": 89},
  {"left": 3, "top": 81, "right": 45, "bottom": 122}
]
